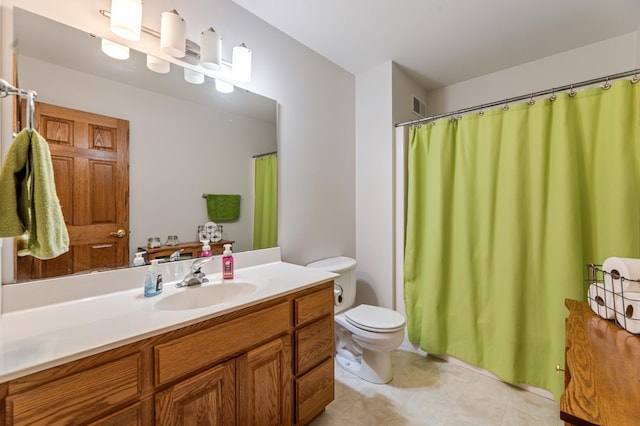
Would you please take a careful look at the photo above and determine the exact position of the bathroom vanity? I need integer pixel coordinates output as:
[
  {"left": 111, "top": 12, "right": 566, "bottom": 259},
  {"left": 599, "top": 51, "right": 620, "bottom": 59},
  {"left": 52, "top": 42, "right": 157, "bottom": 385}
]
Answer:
[
  {"left": 561, "top": 299, "right": 640, "bottom": 426},
  {"left": 0, "top": 252, "right": 336, "bottom": 425}
]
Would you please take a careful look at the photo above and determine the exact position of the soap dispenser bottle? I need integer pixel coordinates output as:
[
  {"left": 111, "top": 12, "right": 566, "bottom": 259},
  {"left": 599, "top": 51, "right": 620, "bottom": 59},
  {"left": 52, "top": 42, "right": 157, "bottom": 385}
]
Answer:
[
  {"left": 132, "top": 251, "right": 146, "bottom": 267},
  {"left": 222, "top": 244, "right": 234, "bottom": 280},
  {"left": 200, "top": 240, "right": 212, "bottom": 257},
  {"left": 144, "top": 259, "right": 163, "bottom": 297}
]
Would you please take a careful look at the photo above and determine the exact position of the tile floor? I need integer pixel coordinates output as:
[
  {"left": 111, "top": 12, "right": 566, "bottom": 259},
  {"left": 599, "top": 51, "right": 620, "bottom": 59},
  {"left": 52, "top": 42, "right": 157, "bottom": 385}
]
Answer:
[{"left": 310, "top": 349, "right": 563, "bottom": 426}]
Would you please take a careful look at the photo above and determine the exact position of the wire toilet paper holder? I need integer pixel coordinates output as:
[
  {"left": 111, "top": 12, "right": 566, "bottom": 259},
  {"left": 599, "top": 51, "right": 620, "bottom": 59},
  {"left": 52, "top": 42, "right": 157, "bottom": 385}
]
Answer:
[{"left": 586, "top": 263, "right": 640, "bottom": 334}]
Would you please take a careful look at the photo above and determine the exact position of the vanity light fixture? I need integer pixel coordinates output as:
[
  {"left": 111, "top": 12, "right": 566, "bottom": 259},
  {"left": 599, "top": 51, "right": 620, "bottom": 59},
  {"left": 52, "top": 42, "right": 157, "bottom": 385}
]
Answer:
[
  {"left": 147, "top": 55, "right": 170, "bottom": 74},
  {"left": 184, "top": 68, "right": 205, "bottom": 84},
  {"left": 101, "top": 38, "right": 130, "bottom": 60},
  {"left": 215, "top": 79, "right": 234, "bottom": 94},
  {"left": 232, "top": 43, "right": 252, "bottom": 83},
  {"left": 100, "top": 8, "right": 253, "bottom": 85},
  {"left": 160, "top": 9, "right": 186, "bottom": 58},
  {"left": 109, "top": 0, "right": 142, "bottom": 41}
]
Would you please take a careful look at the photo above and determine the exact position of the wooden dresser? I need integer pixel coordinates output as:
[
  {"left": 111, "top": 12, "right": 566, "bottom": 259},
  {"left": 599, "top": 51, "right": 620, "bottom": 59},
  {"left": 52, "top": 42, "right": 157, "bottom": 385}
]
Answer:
[{"left": 561, "top": 299, "right": 640, "bottom": 426}]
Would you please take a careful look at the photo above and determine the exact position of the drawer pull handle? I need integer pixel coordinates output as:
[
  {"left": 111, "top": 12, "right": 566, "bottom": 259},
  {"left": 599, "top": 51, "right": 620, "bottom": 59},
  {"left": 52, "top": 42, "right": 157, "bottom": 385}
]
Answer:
[{"left": 555, "top": 364, "right": 565, "bottom": 373}]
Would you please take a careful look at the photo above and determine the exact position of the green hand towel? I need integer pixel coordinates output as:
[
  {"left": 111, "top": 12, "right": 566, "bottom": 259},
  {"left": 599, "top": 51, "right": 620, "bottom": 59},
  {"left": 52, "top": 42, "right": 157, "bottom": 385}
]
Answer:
[
  {"left": 206, "top": 194, "right": 241, "bottom": 222},
  {"left": 0, "top": 129, "right": 69, "bottom": 259}
]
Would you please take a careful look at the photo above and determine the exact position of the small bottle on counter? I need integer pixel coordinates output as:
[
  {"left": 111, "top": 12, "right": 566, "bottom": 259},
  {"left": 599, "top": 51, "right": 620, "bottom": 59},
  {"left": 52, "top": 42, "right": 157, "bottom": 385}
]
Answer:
[
  {"left": 200, "top": 240, "right": 212, "bottom": 257},
  {"left": 222, "top": 244, "right": 234, "bottom": 280},
  {"left": 132, "top": 251, "right": 146, "bottom": 267},
  {"left": 144, "top": 259, "right": 163, "bottom": 297}
]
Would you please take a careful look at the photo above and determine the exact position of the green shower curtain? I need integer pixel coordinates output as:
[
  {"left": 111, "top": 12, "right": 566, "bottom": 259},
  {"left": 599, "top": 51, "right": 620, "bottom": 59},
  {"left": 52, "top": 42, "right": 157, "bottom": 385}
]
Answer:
[
  {"left": 253, "top": 154, "right": 278, "bottom": 249},
  {"left": 404, "top": 80, "right": 640, "bottom": 400}
]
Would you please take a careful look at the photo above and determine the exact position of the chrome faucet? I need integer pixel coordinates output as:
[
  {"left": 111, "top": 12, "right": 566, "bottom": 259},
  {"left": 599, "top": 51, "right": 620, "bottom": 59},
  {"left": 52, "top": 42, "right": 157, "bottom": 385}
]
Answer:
[{"left": 177, "top": 256, "right": 214, "bottom": 287}]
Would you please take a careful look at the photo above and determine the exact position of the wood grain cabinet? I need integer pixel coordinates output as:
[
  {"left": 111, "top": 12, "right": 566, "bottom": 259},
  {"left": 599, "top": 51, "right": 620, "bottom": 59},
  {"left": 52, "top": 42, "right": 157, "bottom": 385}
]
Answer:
[
  {"left": 0, "top": 280, "right": 334, "bottom": 425},
  {"left": 293, "top": 287, "right": 335, "bottom": 425},
  {"left": 561, "top": 299, "right": 640, "bottom": 426}
]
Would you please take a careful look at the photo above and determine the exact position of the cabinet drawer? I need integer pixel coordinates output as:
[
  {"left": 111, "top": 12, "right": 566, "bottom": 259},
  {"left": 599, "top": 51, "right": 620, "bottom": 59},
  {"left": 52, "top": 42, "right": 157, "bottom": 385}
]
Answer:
[
  {"left": 294, "top": 285, "right": 333, "bottom": 327},
  {"left": 296, "top": 315, "right": 334, "bottom": 375},
  {"left": 296, "top": 357, "right": 334, "bottom": 425},
  {"left": 155, "top": 301, "right": 290, "bottom": 386},
  {"left": 6, "top": 353, "right": 142, "bottom": 425}
]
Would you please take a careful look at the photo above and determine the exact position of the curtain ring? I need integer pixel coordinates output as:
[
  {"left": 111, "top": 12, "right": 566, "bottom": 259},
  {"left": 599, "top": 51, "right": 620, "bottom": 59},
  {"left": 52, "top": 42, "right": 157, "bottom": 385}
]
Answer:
[
  {"left": 602, "top": 77, "right": 611, "bottom": 90},
  {"left": 528, "top": 95, "right": 535, "bottom": 106},
  {"left": 503, "top": 100, "right": 509, "bottom": 111},
  {"left": 632, "top": 72, "right": 639, "bottom": 84},
  {"left": 568, "top": 85, "right": 576, "bottom": 97},
  {"left": 549, "top": 92, "right": 557, "bottom": 101}
]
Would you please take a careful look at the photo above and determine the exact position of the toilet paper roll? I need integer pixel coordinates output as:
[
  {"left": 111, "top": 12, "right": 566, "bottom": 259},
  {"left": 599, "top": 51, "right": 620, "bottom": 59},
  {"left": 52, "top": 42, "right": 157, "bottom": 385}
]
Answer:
[
  {"left": 588, "top": 283, "right": 616, "bottom": 319},
  {"left": 615, "top": 293, "right": 640, "bottom": 334},
  {"left": 602, "top": 257, "right": 640, "bottom": 294},
  {"left": 334, "top": 284, "right": 344, "bottom": 307}
]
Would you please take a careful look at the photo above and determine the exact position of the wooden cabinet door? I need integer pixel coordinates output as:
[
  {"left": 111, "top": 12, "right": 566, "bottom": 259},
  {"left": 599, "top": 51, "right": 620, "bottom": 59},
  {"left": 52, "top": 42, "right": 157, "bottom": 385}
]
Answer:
[
  {"left": 16, "top": 101, "right": 130, "bottom": 281},
  {"left": 237, "top": 336, "right": 293, "bottom": 426},
  {"left": 155, "top": 359, "right": 235, "bottom": 426}
]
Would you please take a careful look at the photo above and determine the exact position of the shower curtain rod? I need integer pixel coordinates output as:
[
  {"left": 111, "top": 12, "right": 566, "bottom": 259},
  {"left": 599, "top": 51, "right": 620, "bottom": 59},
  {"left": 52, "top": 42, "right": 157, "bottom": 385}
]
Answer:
[
  {"left": 252, "top": 151, "right": 277, "bottom": 158},
  {"left": 396, "top": 68, "right": 640, "bottom": 127}
]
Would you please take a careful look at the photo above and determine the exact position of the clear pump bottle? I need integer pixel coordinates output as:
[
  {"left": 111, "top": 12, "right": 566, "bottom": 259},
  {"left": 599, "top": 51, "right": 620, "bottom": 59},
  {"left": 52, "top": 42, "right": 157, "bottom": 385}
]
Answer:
[{"left": 144, "top": 259, "right": 163, "bottom": 297}]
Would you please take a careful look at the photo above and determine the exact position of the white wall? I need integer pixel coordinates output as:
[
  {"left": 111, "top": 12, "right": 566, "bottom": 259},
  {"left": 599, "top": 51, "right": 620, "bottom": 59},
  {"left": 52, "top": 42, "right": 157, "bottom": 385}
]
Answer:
[
  {"left": 0, "top": 0, "right": 356, "bottom": 275},
  {"left": 427, "top": 33, "right": 637, "bottom": 115},
  {"left": 354, "top": 61, "right": 427, "bottom": 311},
  {"left": 355, "top": 61, "right": 393, "bottom": 308}
]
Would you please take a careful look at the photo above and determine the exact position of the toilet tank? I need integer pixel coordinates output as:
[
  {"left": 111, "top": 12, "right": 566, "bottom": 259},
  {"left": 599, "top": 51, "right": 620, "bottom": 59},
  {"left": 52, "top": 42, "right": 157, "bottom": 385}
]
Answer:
[{"left": 306, "top": 256, "right": 357, "bottom": 314}]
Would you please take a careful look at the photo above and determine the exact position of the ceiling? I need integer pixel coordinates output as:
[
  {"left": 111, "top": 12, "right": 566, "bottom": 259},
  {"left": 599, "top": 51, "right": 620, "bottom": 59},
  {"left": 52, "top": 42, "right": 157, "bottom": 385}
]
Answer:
[{"left": 232, "top": 0, "right": 640, "bottom": 90}]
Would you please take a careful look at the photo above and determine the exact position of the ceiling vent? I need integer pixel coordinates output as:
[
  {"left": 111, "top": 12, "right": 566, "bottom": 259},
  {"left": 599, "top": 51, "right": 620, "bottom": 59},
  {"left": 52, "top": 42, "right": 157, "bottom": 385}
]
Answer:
[{"left": 412, "top": 95, "right": 426, "bottom": 117}]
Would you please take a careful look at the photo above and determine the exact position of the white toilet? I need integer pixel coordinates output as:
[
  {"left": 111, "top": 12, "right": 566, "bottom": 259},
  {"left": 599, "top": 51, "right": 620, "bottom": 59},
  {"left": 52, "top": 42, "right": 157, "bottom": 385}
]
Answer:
[{"left": 306, "top": 256, "right": 406, "bottom": 384}]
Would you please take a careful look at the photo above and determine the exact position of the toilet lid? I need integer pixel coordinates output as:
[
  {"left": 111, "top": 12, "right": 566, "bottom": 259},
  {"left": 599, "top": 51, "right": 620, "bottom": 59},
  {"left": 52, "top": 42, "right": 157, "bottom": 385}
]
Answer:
[{"left": 344, "top": 304, "right": 406, "bottom": 332}]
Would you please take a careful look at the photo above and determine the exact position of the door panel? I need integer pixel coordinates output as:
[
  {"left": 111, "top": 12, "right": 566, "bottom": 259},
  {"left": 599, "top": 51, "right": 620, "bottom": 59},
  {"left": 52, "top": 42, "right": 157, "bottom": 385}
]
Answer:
[{"left": 16, "top": 102, "right": 130, "bottom": 281}]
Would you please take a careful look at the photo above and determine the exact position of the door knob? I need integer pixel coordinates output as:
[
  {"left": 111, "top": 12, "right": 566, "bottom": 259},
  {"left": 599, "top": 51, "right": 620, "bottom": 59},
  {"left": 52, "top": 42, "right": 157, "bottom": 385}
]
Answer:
[{"left": 110, "top": 229, "right": 126, "bottom": 238}]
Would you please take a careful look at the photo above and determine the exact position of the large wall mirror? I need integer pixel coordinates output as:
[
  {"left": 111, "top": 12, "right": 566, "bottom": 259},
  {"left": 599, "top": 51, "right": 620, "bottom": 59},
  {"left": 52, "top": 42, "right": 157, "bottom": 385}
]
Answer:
[{"left": 1, "top": 8, "right": 278, "bottom": 284}]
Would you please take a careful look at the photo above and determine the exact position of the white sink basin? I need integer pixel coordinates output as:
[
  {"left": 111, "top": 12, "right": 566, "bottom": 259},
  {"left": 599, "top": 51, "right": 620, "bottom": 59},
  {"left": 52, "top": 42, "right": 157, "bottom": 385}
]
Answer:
[{"left": 154, "top": 282, "right": 258, "bottom": 311}]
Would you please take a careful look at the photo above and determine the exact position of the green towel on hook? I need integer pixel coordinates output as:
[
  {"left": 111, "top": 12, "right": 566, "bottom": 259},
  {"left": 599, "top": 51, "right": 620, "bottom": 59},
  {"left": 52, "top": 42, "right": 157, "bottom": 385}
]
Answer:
[
  {"left": 0, "top": 129, "right": 69, "bottom": 259},
  {"left": 206, "top": 194, "right": 241, "bottom": 221}
]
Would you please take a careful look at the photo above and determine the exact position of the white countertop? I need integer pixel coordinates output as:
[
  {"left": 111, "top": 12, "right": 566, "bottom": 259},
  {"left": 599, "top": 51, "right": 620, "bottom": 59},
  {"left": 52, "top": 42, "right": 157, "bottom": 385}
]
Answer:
[{"left": 0, "top": 253, "right": 337, "bottom": 383}]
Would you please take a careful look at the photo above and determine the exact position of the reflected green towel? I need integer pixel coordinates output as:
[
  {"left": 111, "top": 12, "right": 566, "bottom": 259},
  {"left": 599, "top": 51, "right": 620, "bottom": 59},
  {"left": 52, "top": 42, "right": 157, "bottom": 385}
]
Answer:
[
  {"left": 206, "top": 194, "right": 241, "bottom": 221},
  {"left": 0, "top": 129, "right": 69, "bottom": 259}
]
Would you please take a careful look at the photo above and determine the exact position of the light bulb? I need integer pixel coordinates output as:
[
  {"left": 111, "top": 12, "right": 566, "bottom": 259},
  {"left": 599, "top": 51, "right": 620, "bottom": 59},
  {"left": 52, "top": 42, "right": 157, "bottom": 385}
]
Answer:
[
  {"left": 184, "top": 68, "right": 205, "bottom": 84},
  {"left": 215, "top": 79, "right": 234, "bottom": 94},
  {"left": 200, "top": 27, "right": 221, "bottom": 70},
  {"left": 101, "top": 39, "right": 130, "bottom": 60},
  {"left": 232, "top": 43, "right": 252, "bottom": 83},
  {"left": 110, "top": 0, "right": 142, "bottom": 41},
  {"left": 161, "top": 9, "right": 186, "bottom": 58},
  {"left": 147, "top": 55, "right": 170, "bottom": 74}
]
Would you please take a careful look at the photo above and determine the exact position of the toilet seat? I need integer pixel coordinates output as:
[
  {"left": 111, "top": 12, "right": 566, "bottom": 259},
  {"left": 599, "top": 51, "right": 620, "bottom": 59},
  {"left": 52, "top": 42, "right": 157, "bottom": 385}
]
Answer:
[{"left": 344, "top": 304, "right": 405, "bottom": 333}]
